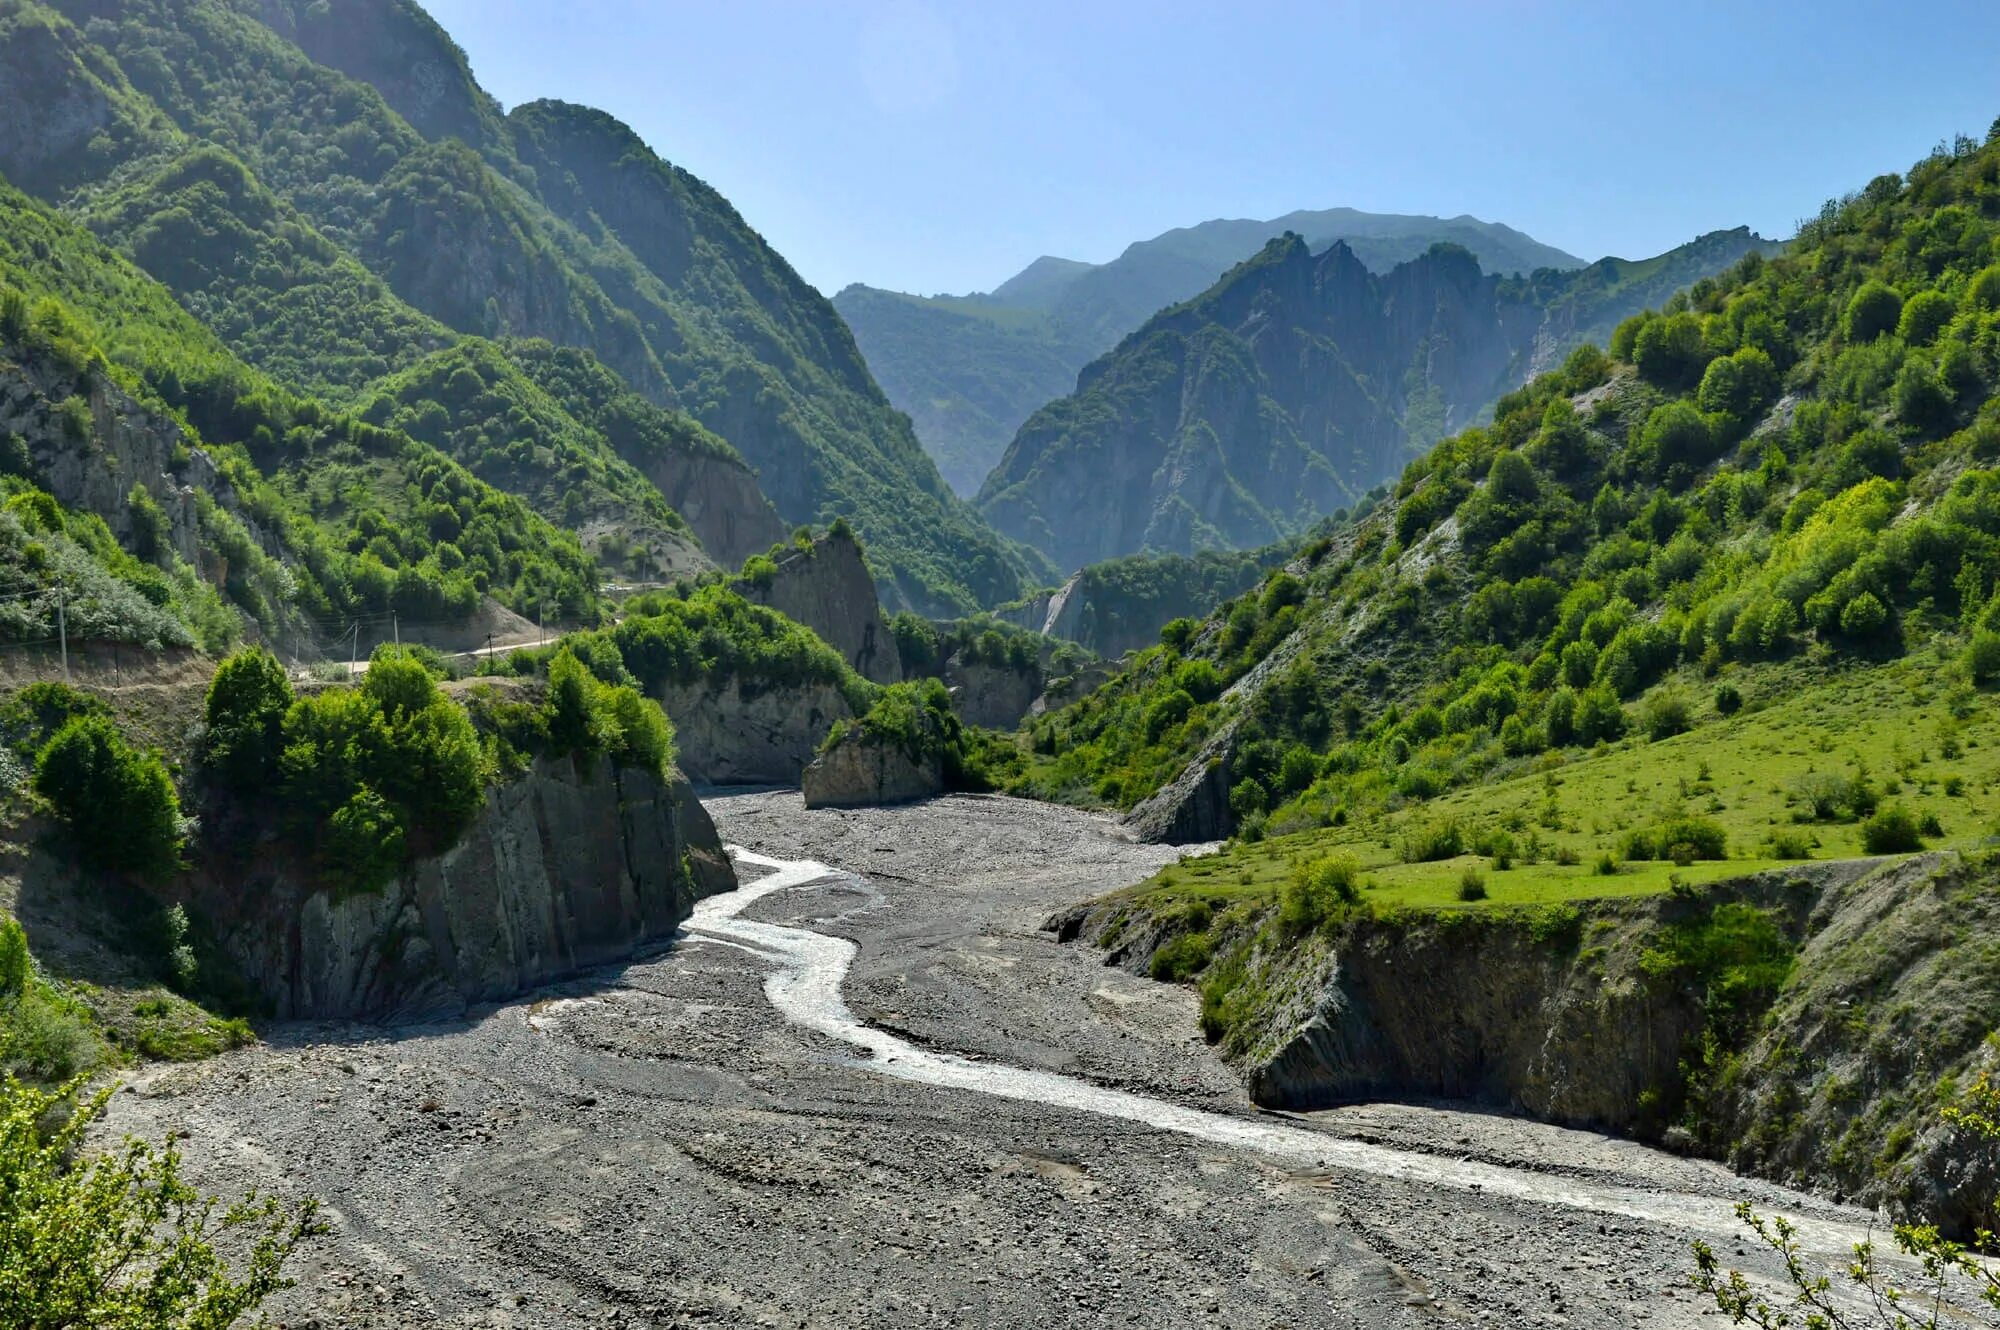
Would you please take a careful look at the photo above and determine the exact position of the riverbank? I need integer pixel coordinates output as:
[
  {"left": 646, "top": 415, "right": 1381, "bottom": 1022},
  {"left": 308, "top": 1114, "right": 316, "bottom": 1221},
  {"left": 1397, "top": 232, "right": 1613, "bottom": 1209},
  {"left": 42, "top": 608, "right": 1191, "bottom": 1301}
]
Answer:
[{"left": 97, "top": 790, "right": 1932, "bottom": 1327}]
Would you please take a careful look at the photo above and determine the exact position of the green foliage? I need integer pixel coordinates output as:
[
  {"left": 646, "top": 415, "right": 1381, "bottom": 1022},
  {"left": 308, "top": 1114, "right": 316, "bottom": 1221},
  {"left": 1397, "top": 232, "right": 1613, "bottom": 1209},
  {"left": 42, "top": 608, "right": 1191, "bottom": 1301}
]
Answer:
[
  {"left": 1860, "top": 803, "right": 1925, "bottom": 854},
  {"left": 1844, "top": 279, "right": 1905, "bottom": 342},
  {"left": 1969, "top": 629, "right": 2000, "bottom": 682},
  {"left": 1279, "top": 854, "right": 1362, "bottom": 934},
  {"left": 541, "top": 646, "right": 676, "bottom": 777},
  {"left": 278, "top": 647, "right": 485, "bottom": 887},
  {"left": 33, "top": 715, "right": 183, "bottom": 881},
  {"left": 1397, "top": 819, "right": 1464, "bottom": 864},
  {"left": 0, "top": 1074, "right": 319, "bottom": 1326},
  {"left": 1620, "top": 815, "right": 1728, "bottom": 862},
  {"left": 200, "top": 648, "right": 292, "bottom": 793}
]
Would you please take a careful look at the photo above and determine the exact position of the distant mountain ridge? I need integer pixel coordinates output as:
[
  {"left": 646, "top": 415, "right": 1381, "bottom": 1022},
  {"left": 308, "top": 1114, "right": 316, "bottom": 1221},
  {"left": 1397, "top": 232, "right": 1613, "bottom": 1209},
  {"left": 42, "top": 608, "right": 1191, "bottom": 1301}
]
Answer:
[
  {"left": 837, "top": 207, "right": 1587, "bottom": 494},
  {"left": 975, "top": 226, "right": 1780, "bottom": 571}
]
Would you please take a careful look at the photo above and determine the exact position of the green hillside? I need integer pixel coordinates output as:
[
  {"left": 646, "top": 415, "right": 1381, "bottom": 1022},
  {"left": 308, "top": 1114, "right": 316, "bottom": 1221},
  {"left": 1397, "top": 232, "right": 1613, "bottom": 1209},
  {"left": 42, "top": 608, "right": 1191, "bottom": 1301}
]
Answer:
[
  {"left": 1011, "top": 127, "right": 2000, "bottom": 857},
  {"left": 976, "top": 227, "right": 1779, "bottom": 571},
  {"left": 0, "top": 0, "right": 1039, "bottom": 612},
  {"left": 837, "top": 208, "right": 1594, "bottom": 498}
]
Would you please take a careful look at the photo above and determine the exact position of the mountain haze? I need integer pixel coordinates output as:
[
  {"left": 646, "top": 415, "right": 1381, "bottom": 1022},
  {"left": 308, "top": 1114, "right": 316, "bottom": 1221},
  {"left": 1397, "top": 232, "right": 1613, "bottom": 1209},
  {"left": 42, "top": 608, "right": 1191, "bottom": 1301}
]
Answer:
[
  {"left": 977, "top": 227, "right": 1779, "bottom": 570},
  {"left": 838, "top": 208, "right": 1586, "bottom": 494}
]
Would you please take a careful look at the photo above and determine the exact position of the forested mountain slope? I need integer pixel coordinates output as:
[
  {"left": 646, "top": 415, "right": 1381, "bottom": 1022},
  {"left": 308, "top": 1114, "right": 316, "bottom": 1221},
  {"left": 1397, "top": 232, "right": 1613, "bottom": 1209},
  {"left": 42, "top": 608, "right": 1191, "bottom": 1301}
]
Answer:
[
  {"left": 0, "top": 0, "right": 1039, "bottom": 611},
  {"left": 1009, "top": 129, "right": 2000, "bottom": 849},
  {"left": 837, "top": 208, "right": 1588, "bottom": 495},
  {"left": 0, "top": 177, "right": 600, "bottom": 648},
  {"left": 978, "top": 227, "right": 1778, "bottom": 570}
]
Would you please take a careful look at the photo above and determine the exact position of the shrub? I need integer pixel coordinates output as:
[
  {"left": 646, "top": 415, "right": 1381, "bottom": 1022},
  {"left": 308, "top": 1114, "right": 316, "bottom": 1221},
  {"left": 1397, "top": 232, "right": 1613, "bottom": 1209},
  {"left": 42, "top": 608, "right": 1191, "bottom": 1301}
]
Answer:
[
  {"left": 1642, "top": 690, "right": 1692, "bottom": 741},
  {"left": 1968, "top": 629, "right": 2000, "bottom": 684},
  {"left": 1713, "top": 682, "right": 1743, "bottom": 715},
  {"left": 1844, "top": 281, "right": 1903, "bottom": 342},
  {"left": 1457, "top": 868, "right": 1488, "bottom": 902},
  {"left": 202, "top": 648, "right": 293, "bottom": 792},
  {"left": 1769, "top": 829, "right": 1813, "bottom": 860},
  {"left": 0, "top": 1075, "right": 319, "bottom": 1322},
  {"left": 1860, "top": 804, "right": 1924, "bottom": 854},
  {"left": 1594, "top": 852, "right": 1620, "bottom": 876},
  {"left": 1279, "top": 855, "right": 1362, "bottom": 933},
  {"left": 1622, "top": 815, "right": 1728, "bottom": 862},
  {"left": 33, "top": 715, "right": 183, "bottom": 881},
  {"left": 326, "top": 786, "right": 407, "bottom": 893},
  {"left": 1897, "top": 289, "right": 1954, "bottom": 345},
  {"left": 1149, "top": 932, "right": 1214, "bottom": 981},
  {"left": 1837, "top": 591, "right": 1891, "bottom": 640},
  {"left": 1573, "top": 686, "right": 1627, "bottom": 745},
  {"left": 1398, "top": 819, "right": 1463, "bottom": 863},
  {"left": 739, "top": 553, "right": 778, "bottom": 589},
  {"left": 0, "top": 918, "right": 25, "bottom": 1000}
]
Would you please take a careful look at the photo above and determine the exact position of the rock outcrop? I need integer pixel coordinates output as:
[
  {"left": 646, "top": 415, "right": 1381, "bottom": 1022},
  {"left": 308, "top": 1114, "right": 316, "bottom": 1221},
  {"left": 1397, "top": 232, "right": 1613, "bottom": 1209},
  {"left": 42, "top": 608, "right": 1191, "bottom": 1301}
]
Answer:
[
  {"left": 801, "top": 728, "right": 943, "bottom": 809},
  {"left": 658, "top": 677, "right": 857, "bottom": 786},
  {"left": 738, "top": 529, "right": 902, "bottom": 684},
  {"left": 202, "top": 754, "right": 733, "bottom": 1020},
  {"left": 942, "top": 656, "right": 1041, "bottom": 730},
  {"left": 640, "top": 449, "right": 787, "bottom": 570}
]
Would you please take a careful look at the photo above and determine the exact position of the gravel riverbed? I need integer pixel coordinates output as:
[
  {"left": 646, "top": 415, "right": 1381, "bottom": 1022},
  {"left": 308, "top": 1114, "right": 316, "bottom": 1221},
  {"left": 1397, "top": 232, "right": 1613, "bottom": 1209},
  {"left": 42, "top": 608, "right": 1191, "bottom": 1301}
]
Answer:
[{"left": 102, "top": 790, "right": 1947, "bottom": 1327}]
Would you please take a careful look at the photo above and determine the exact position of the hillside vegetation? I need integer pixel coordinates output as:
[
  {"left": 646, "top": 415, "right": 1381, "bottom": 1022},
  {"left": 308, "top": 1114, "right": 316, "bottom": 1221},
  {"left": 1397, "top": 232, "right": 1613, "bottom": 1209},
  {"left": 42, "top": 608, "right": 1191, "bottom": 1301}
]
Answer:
[
  {"left": 977, "top": 226, "right": 1778, "bottom": 570},
  {"left": 1018, "top": 125, "right": 2000, "bottom": 860},
  {"left": 837, "top": 207, "right": 1586, "bottom": 495},
  {"left": 0, "top": 0, "right": 1040, "bottom": 611}
]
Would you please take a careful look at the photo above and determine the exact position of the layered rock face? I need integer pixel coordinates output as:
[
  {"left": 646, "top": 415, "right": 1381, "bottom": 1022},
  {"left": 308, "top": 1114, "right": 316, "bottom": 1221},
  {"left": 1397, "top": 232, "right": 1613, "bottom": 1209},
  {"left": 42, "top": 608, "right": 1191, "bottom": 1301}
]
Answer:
[
  {"left": 659, "top": 678, "right": 857, "bottom": 786},
  {"left": 738, "top": 530, "right": 902, "bottom": 684},
  {"left": 206, "top": 755, "right": 734, "bottom": 1020},
  {"left": 801, "top": 729, "right": 943, "bottom": 809},
  {"left": 641, "top": 449, "right": 787, "bottom": 570}
]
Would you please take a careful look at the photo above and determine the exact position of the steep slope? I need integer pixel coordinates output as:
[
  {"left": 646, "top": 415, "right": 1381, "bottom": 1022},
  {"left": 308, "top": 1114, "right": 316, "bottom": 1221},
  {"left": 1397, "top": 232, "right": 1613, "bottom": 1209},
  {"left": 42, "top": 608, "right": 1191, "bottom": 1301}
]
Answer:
[
  {"left": 0, "top": 173, "right": 599, "bottom": 642},
  {"left": 1007, "top": 127, "right": 2000, "bottom": 1234},
  {"left": 838, "top": 208, "right": 1585, "bottom": 494},
  {"left": 979, "top": 228, "right": 1777, "bottom": 570},
  {"left": 829, "top": 284, "right": 1088, "bottom": 496},
  {"left": 1009, "top": 128, "right": 2000, "bottom": 845},
  {"left": 4, "top": 0, "right": 1036, "bottom": 612}
]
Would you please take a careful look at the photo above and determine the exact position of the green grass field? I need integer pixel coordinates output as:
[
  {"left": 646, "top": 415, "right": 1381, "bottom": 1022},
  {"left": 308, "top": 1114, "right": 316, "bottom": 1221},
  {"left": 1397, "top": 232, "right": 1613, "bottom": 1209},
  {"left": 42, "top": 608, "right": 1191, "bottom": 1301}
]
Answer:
[{"left": 1133, "top": 652, "right": 2000, "bottom": 913}]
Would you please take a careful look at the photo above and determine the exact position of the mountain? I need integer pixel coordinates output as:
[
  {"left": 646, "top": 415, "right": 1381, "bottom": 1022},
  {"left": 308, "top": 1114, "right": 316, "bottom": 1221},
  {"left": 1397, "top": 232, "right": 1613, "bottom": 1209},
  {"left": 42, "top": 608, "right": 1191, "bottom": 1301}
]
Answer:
[
  {"left": 976, "top": 227, "right": 1780, "bottom": 570},
  {"left": 0, "top": 0, "right": 1041, "bottom": 612},
  {"left": 836, "top": 208, "right": 1586, "bottom": 494},
  {"left": 997, "top": 126, "right": 2000, "bottom": 1230}
]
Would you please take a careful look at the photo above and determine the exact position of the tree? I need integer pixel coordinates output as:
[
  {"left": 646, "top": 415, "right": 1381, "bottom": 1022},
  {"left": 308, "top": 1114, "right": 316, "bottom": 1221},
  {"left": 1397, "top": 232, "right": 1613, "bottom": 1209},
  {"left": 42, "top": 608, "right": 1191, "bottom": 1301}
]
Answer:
[
  {"left": 1845, "top": 281, "right": 1904, "bottom": 342},
  {"left": 201, "top": 648, "right": 293, "bottom": 792},
  {"left": 33, "top": 716, "right": 183, "bottom": 881},
  {"left": 1691, "top": 1076, "right": 2000, "bottom": 1328},
  {"left": 0, "top": 1074, "right": 319, "bottom": 1327},
  {"left": 1897, "top": 289, "right": 1954, "bottom": 345},
  {"left": 1633, "top": 312, "right": 1713, "bottom": 390}
]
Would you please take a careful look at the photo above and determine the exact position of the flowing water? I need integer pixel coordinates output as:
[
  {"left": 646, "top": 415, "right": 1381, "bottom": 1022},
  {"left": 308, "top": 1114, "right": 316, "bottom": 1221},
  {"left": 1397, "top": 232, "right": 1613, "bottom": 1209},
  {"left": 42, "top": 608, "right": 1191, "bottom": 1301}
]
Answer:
[{"left": 694, "top": 847, "right": 1879, "bottom": 1259}]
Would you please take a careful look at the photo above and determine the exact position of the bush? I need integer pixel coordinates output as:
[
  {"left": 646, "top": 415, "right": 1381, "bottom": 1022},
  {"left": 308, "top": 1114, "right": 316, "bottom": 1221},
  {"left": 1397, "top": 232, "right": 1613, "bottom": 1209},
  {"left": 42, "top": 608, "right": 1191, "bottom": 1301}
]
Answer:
[
  {"left": 1279, "top": 855, "right": 1362, "bottom": 933},
  {"left": 1642, "top": 690, "right": 1692, "bottom": 741},
  {"left": 1398, "top": 819, "right": 1464, "bottom": 863},
  {"left": 1897, "top": 289, "right": 1954, "bottom": 345},
  {"left": 1860, "top": 804, "right": 1924, "bottom": 854},
  {"left": 1968, "top": 629, "right": 2000, "bottom": 684},
  {"left": 202, "top": 648, "right": 293, "bottom": 792},
  {"left": 280, "top": 649, "right": 486, "bottom": 886},
  {"left": 33, "top": 715, "right": 183, "bottom": 881},
  {"left": 1713, "top": 682, "right": 1743, "bottom": 715},
  {"left": 1622, "top": 815, "right": 1728, "bottom": 862},
  {"left": 1769, "top": 829, "right": 1813, "bottom": 859},
  {"left": 1148, "top": 932, "right": 1214, "bottom": 981},
  {"left": 0, "top": 1075, "right": 319, "bottom": 1322},
  {"left": 1844, "top": 281, "right": 1904, "bottom": 342},
  {"left": 1573, "top": 686, "right": 1627, "bottom": 745},
  {"left": 1457, "top": 867, "right": 1488, "bottom": 901},
  {"left": 1594, "top": 852, "right": 1620, "bottom": 876},
  {"left": 326, "top": 786, "right": 407, "bottom": 893}
]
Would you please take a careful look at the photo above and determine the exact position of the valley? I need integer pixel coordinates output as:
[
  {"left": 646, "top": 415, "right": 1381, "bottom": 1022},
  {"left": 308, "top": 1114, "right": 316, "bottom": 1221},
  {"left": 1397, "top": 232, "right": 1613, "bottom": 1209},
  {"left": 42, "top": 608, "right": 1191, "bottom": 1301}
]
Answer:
[{"left": 103, "top": 791, "right": 1903, "bottom": 1329}]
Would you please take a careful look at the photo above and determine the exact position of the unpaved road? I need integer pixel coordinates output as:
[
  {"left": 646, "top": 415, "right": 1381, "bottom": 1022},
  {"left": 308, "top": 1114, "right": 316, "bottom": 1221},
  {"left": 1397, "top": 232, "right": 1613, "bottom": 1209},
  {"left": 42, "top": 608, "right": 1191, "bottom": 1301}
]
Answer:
[{"left": 105, "top": 791, "right": 1943, "bottom": 1327}]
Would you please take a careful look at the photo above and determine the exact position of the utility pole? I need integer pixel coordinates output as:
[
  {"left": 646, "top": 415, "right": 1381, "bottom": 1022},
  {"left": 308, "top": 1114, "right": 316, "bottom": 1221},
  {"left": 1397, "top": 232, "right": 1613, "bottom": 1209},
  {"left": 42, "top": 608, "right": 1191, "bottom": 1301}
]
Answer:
[
  {"left": 393, "top": 611, "right": 400, "bottom": 647},
  {"left": 349, "top": 620, "right": 358, "bottom": 674},
  {"left": 537, "top": 606, "right": 544, "bottom": 647},
  {"left": 55, "top": 587, "right": 68, "bottom": 683}
]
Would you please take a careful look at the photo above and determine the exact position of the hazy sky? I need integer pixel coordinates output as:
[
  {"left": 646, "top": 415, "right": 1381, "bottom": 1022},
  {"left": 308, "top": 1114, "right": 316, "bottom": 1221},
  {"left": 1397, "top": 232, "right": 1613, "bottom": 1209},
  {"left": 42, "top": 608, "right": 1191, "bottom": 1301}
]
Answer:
[{"left": 426, "top": 0, "right": 2000, "bottom": 298}]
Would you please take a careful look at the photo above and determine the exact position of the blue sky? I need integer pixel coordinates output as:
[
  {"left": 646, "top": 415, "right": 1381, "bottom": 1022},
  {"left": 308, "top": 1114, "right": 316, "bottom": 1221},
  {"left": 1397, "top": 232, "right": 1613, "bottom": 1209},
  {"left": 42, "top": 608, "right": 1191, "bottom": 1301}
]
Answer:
[{"left": 426, "top": 0, "right": 2000, "bottom": 298}]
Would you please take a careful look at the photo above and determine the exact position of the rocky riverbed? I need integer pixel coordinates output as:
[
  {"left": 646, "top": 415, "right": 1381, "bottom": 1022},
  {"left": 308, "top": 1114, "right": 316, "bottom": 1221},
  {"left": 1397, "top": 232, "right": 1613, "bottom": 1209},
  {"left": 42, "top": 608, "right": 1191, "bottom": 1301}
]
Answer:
[{"left": 101, "top": 791, "right": 1958, "bottom": 1327}]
